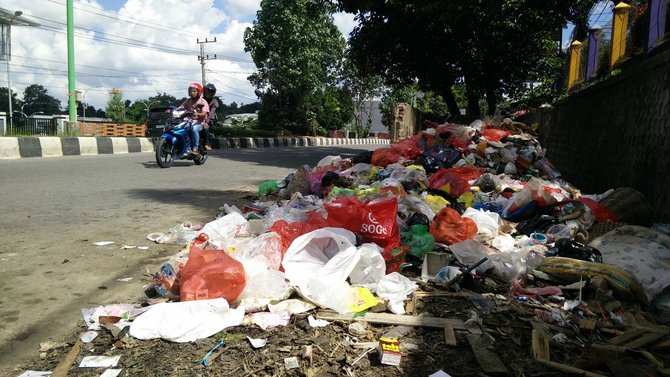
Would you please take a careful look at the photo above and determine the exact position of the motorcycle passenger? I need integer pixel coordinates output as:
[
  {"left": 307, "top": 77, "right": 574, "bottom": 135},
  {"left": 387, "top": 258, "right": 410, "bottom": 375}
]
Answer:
[
  {"left": 202, "top": 83, "right": 219, "bottom": 151},
  {"left": 178, "top": 83, "right": 209, "bottom": 155}
]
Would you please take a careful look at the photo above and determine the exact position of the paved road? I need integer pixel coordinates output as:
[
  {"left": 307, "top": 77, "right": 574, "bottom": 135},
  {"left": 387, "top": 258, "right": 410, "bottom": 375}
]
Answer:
[{"left": 0, "top": 144, "right": 381, "bottom": 375}]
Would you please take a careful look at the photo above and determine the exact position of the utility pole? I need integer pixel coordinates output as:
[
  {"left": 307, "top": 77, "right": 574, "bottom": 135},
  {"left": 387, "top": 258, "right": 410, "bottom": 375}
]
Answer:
[
  {"left": 67, "top": 0, "right": 76, "bottom": 124},
  {"left": 197, "top": 37, "right": 217, "bottom": 85}
]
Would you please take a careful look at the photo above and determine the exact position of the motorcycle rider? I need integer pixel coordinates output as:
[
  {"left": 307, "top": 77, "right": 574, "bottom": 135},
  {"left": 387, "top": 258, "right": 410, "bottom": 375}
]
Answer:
[
  {"left": 178, "top": 83, "right": 209, "bottom": 155},
  {"left": 202, "top": 83, "right": 219, "bottom": 151}
]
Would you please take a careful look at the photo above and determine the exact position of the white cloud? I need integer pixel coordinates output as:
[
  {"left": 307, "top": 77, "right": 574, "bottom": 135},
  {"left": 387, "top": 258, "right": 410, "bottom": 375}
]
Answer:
[
  {"left": 222, "top": 0, "right": 260, "bottom": 21},
  {"left": 1, "top": 0, "right": 353, "bottom": 112},
  {"left": 2, "top": 0, "right": 259, "bottom": 110}
]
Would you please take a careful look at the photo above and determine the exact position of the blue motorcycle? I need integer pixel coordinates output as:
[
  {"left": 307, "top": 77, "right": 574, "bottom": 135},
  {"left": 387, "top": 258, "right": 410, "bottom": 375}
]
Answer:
[{"left": 155, "top": 108, "right": 208, "bottom": 168}]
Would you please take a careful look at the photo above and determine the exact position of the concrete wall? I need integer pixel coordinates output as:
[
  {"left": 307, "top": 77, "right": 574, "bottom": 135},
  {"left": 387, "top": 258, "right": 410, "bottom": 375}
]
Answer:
[{"left": 537, "top": 46, "right": 670, "bottom": 222}]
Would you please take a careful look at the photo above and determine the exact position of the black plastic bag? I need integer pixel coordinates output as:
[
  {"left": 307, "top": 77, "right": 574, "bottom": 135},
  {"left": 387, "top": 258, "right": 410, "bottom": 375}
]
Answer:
[{"left": 546, "top": 238, "right": 603, "bottom": 263}]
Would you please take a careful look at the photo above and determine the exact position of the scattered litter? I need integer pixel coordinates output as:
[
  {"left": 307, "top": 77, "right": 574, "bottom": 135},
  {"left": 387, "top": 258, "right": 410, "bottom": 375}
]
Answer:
[
  {"left": 78, "top": 355, "right": 121, "bottom": 368},
  {"left": 38, "top": 341, "right": 68, "bottom": 352},
  {"left": 307, "top": 315, "right": 329, "bottom": 327},
  {"left": 93, "top": 241, "right": 115, "bottom": 246},
  {"left": 16, "top": 372, "right": 51, "bottom": 377},
  {"left": 99, "top": 369, "right": 123, "bottom": 377},
  {"left": 284, "top": 356, "right": 299, "bottom": 370},
  {"left": 120, "top": 245, "right": 136, "bottom": 249},
  {"left": 249, "top": 311, "right": 291, "bottom": 330},
  {"left": 79, "top": 331, "right": 98, "bottom": 343},
  {"left": 247, "top": 336, "right": 268, "bottom": 348},
  {"left": 116, "top": 277, "right": 133, "bottom": 282},
  {"left": 429, "top": 370, "right": 452, "bottom": 377}
]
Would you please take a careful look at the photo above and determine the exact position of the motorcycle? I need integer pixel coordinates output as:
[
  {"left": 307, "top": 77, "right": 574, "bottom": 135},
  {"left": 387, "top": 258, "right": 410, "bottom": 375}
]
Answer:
[{"left": 155, "top": 107, "right": 208, "bottom": 168}]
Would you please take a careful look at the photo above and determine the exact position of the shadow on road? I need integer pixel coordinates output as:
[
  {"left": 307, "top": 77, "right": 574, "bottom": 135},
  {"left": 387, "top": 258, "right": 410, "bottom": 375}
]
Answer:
[
  {"left": 203, "top": 146, "right": 380, "bottom": 169},
  {"left": 125, "top": 188, "right": 255, "bottom": 216}
]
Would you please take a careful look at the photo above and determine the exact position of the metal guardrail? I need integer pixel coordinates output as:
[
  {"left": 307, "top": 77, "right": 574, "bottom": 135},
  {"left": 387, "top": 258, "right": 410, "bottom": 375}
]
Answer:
[{"left": 9, "top": 116, "right": 58, "bottom": 136}]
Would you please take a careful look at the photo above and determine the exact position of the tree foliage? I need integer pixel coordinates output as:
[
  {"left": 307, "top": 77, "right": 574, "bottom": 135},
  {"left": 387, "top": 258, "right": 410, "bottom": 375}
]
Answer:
[
  {"left": 244, "top": 0, "right": 347, "bottom": 134},
  {"left": 342, "top": 52, "right": 383, "bottom": 137},
  {"left": 20, "top": 84, "right": 62, "bottom": 115},
  {"left": 106, "top": 92, "right": 126, "bottom": 123},
  {"left": 0, "top": 87, "right": 21, "bottom": 117},
  {"left": 338, "top": 0, "right": 598, "bottom": 117}
]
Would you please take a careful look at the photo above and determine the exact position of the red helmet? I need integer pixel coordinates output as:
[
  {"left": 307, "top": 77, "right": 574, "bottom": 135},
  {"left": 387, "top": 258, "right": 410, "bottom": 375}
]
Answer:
[{"left": 188, "top": 82, "right": 203, "bottom": 96}]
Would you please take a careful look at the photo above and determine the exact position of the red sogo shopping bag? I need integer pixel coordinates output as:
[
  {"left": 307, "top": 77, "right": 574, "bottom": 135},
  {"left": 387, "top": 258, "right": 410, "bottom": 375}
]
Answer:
[{"left": 324, "top": 196, "right": 400, "bottom": 250}]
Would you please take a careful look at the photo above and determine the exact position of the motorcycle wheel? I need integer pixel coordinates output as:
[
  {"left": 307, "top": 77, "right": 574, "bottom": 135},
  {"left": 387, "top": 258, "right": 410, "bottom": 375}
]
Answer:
[
  {"left": 155, "top": 137, "right": 176, "bottom": 168},
  {"left": 194, "top": 152, "right": 208, "bottom": 165}
]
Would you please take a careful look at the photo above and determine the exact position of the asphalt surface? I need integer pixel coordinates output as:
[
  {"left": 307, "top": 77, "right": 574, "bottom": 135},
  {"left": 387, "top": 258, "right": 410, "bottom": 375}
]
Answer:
[{"left": 0, "top": 144, "right": 382, "bottom": 376}]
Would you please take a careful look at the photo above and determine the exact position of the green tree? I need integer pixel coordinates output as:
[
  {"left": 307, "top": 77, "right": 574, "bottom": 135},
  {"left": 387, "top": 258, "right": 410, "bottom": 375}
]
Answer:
[
  {"left": 20, "top": 84, "right": 62, "bottom": 115},
  {"left": 244, "top": 0, "right": 346, "bottom": 134},
  {"left": 0, "top": 87, "right": 21, "bottom": 117},
  {"left": 106, "top": 92, "right": 126, "bottom": 123},
  {"left": 305, "top": 85, "right": 354, "bottom": 134},
  {"left": 338, "top": 0, "right": 598, "bottom": 117},
  {"left": 342, "top": 52, "right": 384, "bottom": 137}
]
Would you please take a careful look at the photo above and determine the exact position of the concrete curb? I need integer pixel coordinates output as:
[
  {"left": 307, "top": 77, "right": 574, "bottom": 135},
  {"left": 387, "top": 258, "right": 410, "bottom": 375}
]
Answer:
[{"left": 0, "top": 136, "right": 390, "bottom": 159}]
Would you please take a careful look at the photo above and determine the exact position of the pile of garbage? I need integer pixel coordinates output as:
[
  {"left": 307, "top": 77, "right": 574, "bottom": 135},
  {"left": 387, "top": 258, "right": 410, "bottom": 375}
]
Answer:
[{"left": 25, "top": 118, "right": 670, "bottom": 376}]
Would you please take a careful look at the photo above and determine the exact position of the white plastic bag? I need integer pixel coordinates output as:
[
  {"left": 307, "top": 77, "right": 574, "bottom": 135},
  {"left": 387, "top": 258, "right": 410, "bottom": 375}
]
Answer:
[
  {"left": 282, "top": 228, "right": 385, "bottom": 313},
  {"left": 201, "top": 212, "right": 249, "bottom": 250},
  {"left": 129, "top": 298, "right": 244, "bottom": 342},
  {"left": 375, "top": 272, "right": 418, "bottom": 314},
  {"left": 462, "top": 208, "right": 502, "bottom": 238}
]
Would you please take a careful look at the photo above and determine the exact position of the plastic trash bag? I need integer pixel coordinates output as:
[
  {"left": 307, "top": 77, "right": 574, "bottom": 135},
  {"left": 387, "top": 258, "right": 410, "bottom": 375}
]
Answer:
[
  {"left": 462, "top": 208, "right": 502, "bottom": 238},
  {"left": 429, "top": 207, "right": 478, "bottom": 245},
  {"left": 129, "top": 298, "right": 244, "bottom": 343},
  {"left": 200, "top": 212, "right": 249, "bottom": 250},
  {"left": 258, "top": 180, "right": 279, "bottom": 196},
  {"left": 179, "top": 247, "right": 246, "bottom": 303},
  {"left": 282, "top": 228, "right": 385, "bottom": 313},
  {"left": 325, "top": 196, "right": 400, "bottom": 250},
  {"left": 401, "top": 225, "right": 435, "bottom": 259},
  {"left": 429, "top": 166, "right": 484, "bottom": 197},
  {"left": 375, "top": 272, "right": 418, "bottom": 314}
]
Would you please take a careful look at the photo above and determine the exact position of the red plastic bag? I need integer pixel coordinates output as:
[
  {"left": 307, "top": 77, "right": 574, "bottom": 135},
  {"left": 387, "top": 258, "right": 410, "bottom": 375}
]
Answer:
[
  {"left": 428, "top": 166, "right": 484, "bottom": 196},
  {"left": 325, "top": 197, "right": 400, "bottom": 250},
  {"left": 429, "top": 207, "right": 478, "bottom": 245},
  {"left": 371, "top": 147, "right": 402, "bottom": 167},
  {"left": 382, "top": 246, "right": 409, "bottom": 274},
  {"left": 391, "top": 136, "right": 424, "bottom": 160},
  {"left": 578, "top": 198, "right": 620, "bottom": 223},
  {"left": 269, "top": 211, "right": 329, "bottom": 255},
  {"left": 179, "top": 246, "right": 246, "bottom": 302},
  {"left": 481, "top": 128, "right": 510, "bottom": 142}
]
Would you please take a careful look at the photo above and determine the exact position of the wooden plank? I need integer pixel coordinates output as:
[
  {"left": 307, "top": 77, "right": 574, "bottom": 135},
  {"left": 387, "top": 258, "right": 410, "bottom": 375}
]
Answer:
[
  {"left": 624, "top": 332, "right": 665, "bottom": 349},
  {"left": 466, "top": 334, "right": 507, "bottom": 375},
  {"left": 316, "top": 310, "right": 465, "bottom": 330},
  {"left": 51, "top": 339, "right": 82, "bottom": 377},
  {"left": 536, "top": 359, "right": 608, "bottom": 377},
  {"left": 608, "top": 328, "right": 646, "bottom": 346},
  {"left": 531, "top": 329, "right": 550, "bottom": 361},
  {"left": 444, "top": 323, "right": 457, "bottom": 347},
  {"left": 414, "top": 291, "right": 472, "bottom": 298}
]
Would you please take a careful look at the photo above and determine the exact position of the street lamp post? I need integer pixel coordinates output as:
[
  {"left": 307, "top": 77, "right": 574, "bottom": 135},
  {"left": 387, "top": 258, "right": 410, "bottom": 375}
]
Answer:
[
  {"left": 5, "top": 11, "right": 21, "bottom": 132},
  {"left": 81, "top": 87, "right": 95, "bottom": 119},
  {"left": 1, "top": 9, "right": 39, "bottom": 133},
  {"left": 139, "top": 100, "right": 159, "bottom": 117}
]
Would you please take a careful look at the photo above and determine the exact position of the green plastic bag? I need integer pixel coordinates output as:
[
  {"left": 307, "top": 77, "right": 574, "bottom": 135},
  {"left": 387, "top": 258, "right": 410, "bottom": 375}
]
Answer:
[
  {"left": 401, "top": 225, "right": 435, "bottom": 259},
  {"left": 258, "top": 180, "right": 279, "bottom": 196}
]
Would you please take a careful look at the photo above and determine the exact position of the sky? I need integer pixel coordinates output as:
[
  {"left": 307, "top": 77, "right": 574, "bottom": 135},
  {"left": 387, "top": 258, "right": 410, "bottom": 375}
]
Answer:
[{"left": 0, "top": 0, "right": 356, "bottom": 111}]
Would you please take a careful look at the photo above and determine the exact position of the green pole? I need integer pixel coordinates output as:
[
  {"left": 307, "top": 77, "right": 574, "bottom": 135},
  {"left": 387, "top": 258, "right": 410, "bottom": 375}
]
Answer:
[{"left": 67, "top": 0, "right": 76, "bottom": 123}]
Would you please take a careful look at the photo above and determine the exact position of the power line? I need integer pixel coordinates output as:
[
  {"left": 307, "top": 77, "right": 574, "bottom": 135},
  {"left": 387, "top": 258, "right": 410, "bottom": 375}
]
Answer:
[
  {"left": 43, "top": 0, "right": 247, "bottom": 48},
  {"left": 32, "top": 18, "right": 253, "bottom": 63}
]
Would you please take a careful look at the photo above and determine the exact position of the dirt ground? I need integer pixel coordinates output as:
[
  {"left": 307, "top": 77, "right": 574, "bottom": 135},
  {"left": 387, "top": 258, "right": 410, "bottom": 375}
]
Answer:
[{"left": 9, "top": 273, "right": 609, "bottom": 377}]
